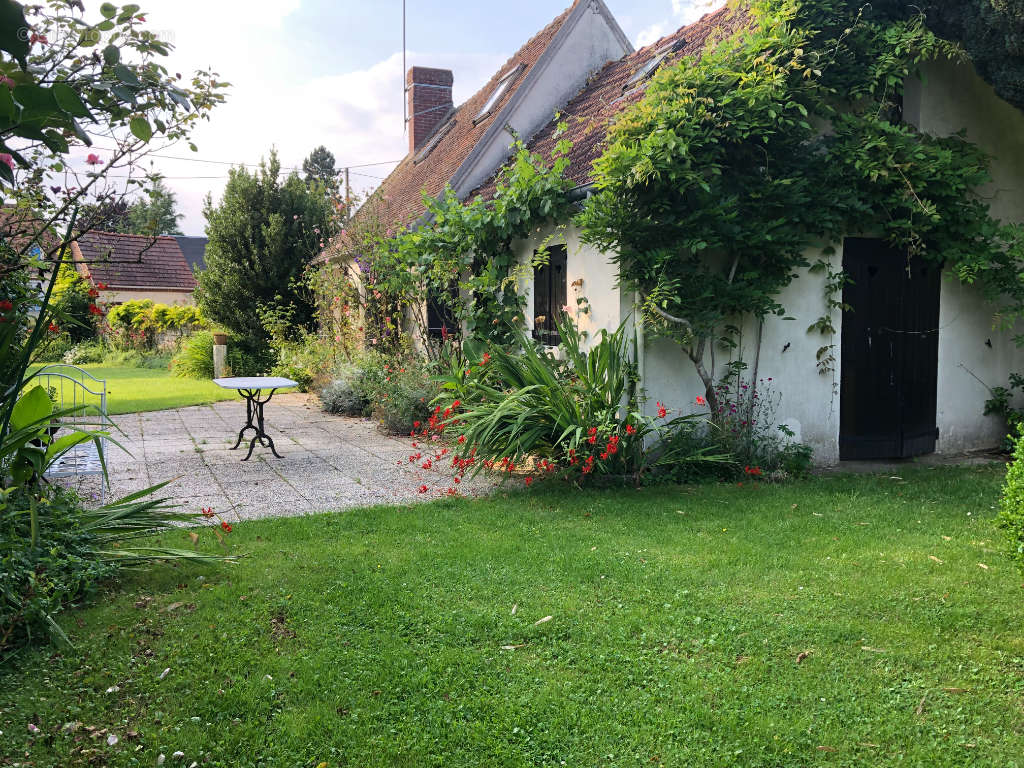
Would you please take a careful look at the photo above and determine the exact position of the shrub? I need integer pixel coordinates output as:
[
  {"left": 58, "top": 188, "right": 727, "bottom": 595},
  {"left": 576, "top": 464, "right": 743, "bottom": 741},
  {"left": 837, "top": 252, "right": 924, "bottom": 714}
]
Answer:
[
  {"left": 62, "top": 340, "right": 107, "bottom": 366},
  {"left": 50, "top": 263, "right": 98, "bottom": 344},
  {"left": 706, "top": 366, "right": 814, "bottom": 479},
  {"left": 998, "top": 425, "right": 1024, "bottom": 569},
  {"left": 320, "top": 377, "right": 366, "bottom": 416},
  {"left": 270, "top": 330, "right": 336, "bottom": 392},
  {"left": 0, "top": 485, "right": 116, "bottom": 650},
  {"left": 172, "top": 330, "right": 216, "bottom": 378},
  {"left": 432, "top": 317, "right": 731, "bottom": 484}
]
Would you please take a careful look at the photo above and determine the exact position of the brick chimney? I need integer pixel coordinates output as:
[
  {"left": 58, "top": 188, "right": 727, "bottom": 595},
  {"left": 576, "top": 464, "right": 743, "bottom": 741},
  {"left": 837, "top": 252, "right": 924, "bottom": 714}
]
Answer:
[{"left": 406, "top": 66, "right": 453, "bottom": 154}]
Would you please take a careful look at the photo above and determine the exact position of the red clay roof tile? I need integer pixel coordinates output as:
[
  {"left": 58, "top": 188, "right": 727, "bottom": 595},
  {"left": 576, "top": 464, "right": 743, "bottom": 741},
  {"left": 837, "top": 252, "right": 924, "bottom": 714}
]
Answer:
[{"left": 73, "top": 231, "right": 197, "bottom": 291}]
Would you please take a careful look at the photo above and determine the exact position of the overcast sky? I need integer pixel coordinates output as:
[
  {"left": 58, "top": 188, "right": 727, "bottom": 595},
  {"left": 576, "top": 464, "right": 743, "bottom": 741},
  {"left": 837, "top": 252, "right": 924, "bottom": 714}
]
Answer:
[{"left": 82, "top": 0, "right": 725, "bottom": 235}]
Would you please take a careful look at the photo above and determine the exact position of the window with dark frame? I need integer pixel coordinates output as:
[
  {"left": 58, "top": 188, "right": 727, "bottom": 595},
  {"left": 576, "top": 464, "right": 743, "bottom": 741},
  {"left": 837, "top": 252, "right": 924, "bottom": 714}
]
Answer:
[
  {"left": 426, "top": 285, "right": 459, "bottom": 340},
  {"left": 533, "top": 244, "right": 567, "bottom": 346}
]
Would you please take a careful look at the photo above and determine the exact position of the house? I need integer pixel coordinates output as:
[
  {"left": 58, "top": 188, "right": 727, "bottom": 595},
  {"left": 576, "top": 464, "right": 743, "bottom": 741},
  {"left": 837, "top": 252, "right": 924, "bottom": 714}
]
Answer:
[
  {"left": 174, "top": 235, "right": 208, "bottom": 273},
  {"left": 342, "top": 2, "right": 1024, "bottom": 464},
  {"left": 71, "top": 230, "right": 197, "bottom": 306}
]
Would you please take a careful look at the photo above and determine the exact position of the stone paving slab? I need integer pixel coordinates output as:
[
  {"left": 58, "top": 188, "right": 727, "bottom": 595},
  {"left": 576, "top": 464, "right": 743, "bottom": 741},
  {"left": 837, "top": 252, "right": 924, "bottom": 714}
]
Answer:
[{"left": 67, "top": 393, "right": 497, "bottom": 521}]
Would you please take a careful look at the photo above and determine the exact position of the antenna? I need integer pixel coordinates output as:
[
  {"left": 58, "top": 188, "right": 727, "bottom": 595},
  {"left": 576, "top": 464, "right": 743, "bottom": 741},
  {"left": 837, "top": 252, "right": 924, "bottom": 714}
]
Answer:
[{"left": 402, "top": 0, "right": 407, "bottom": 132}]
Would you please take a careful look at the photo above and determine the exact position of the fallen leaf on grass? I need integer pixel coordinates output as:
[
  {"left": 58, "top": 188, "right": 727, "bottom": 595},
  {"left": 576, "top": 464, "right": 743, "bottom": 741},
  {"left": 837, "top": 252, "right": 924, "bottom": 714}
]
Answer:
[
  {"left": 534, "top": 615, "right": 553, "bottom": 626},
  {"left": 915, "top": 694, "right": 926, "bottom": 715},
  {"left": 861, "top": 646, "right": 887, "bottom": 653},
  {"left": 501, "top": 644, "right": 526, "bottom": 650},
  {"left": 816, "top": 745, "right": 837, "bottom": 752},
  {"left": 796, "top": 650, "right": 812, "bottom": 664},
  {"left": 928, "top": 556, "right": 944, "bottom": 564},
  {"left": 943, "top": 687, "right": 968, "bottom": 693},
  {"left": 511, "top": 604, "right": 517, "bottom": 615},
  {"left": 942, "top": 535, "right": 952, "bottom": 541},
  {"left": 159, "top": 668, "right": 170, "bottom": 680},
  {"left": 978, "top": 563, "right": 989, "bottom": 570},
  {"left": 735, "top": 655, "right": 751, "bottom": 664},
  {"left": 106, "top": 734, "right": 119, "bottom": 746},
  {"left": 165, "top": 602, "right": 184, "bottom": 612}
]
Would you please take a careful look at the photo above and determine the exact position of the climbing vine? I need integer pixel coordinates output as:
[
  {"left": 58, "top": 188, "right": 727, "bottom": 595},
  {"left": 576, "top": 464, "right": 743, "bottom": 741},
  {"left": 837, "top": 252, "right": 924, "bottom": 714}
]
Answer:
[
  {"left": 577, "top": 0, "right": 1024, "bottom": 413},
  {"left": 358, "top": 133, "right": 576, "bottom": 350}
]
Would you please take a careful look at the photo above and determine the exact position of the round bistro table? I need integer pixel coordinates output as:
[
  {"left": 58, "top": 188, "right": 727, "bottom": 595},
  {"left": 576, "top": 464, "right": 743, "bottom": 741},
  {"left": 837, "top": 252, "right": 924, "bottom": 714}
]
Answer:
[{"left": 213, "top": 376, "right": 299, "bottom": 461}]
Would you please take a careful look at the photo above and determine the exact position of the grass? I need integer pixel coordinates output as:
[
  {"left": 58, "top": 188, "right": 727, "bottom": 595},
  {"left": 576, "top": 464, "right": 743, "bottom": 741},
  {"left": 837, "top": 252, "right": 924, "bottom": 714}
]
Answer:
[
  {"left": 30, "top": 364, "right": 238, "bottom": 415},
  {"left": 1, "top": 466, "right": 1022, "bottom": 767}
]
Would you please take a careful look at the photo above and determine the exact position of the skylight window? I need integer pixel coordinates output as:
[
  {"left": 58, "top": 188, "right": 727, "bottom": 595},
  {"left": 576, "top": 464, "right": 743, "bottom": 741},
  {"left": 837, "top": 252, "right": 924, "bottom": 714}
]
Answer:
[
  {"left": 623, "top": 38, "right": 687, "bottom": 91},
  {"left": 414, "top": 117, "right": 455, "bottom": 163},
  {"left": 475, "top": 64, "right": 524, "bottom": 123}
]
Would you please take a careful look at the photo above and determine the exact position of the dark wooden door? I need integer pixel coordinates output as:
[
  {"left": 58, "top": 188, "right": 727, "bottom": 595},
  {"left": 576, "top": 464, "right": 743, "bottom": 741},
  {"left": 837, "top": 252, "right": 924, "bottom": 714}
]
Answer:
[{"left": 839, "top": 238, "right": 940, "bottom": 460}]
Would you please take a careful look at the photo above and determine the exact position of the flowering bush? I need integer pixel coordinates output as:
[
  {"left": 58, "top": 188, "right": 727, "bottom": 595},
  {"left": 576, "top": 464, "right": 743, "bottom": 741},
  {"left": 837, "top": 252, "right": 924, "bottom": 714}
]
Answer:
[
  {"left": 429, "top": 316, "right": 730, "bottom": 486},
  {"left": 701, "top": 365, "right": 813, "bottom": 479}
]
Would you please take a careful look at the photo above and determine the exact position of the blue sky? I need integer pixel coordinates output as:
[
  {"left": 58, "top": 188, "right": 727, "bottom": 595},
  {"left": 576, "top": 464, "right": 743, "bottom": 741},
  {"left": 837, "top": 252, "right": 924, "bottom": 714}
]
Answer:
[{"left": 83, "top": 0, "right": 724, "bottom": 234}]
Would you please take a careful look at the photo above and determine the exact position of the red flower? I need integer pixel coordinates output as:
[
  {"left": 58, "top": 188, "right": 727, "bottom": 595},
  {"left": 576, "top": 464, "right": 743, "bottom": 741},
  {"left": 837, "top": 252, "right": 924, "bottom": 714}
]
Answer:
[
  {"left": 47, "top": 322, "right": 59, "bottom": 333},
  {"left": 452, "top": 400, "right": 461, "bottom": 408},
  {"left": 88, "top": 304, "right": 104, "bottom": 316},
  {"left": 625, "top": 424, "right": 636, "bottom": 435},
  {"left": 201, "top": 507, "right": 215, "bottom": 518},
  {"left": 453, "top": 476, "right": 460, "bottom": 484},
  {"left": 220, "top": 521, "right": 232, "bottom": 533},
  {"left": 588, "top": 427, "right": 598, "bottom": 436},
  {"left": 524, "top": 477, "right": 533, "bottom": 487},
  {"left": 85, "top": 153, "right": 102, "bottom": 165},
  {"left": 87, "top": 288, "right": 99, "bottom": 298},
  {"left": 657, "top": 402, "right": 667, "bottom": 419},
  {"left": 422, "top": 460, "right": 432, "bottom": 469},
  {"left": 418, "top": 484, "right": 428, "bottom": 494},
  {"left": 96, "top": 282, "right": 107, "bottom": 290},
  {"left": 457, "top": 434, "right": 466, "bottom": 444},
  {"left": 481, "top": 352, "right": 491, "bottom": 365},
  {"left": 413, "top": 421, "right": 421, "bottom": 428},
  {"left": 695, "top": 395, "right": 707, "bottom": 407},
  {"left": 446, "top": 487, "right": 457, "bottom": 496},
  {"left": 0, "top": 300, "right": 12, "bottom": 312}
]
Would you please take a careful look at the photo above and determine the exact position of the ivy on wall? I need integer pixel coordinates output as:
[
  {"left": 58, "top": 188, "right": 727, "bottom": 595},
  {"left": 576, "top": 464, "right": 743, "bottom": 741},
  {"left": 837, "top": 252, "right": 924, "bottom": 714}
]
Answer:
[{"left": 576, "top": 0, "right": 1024, "bottom": 414}]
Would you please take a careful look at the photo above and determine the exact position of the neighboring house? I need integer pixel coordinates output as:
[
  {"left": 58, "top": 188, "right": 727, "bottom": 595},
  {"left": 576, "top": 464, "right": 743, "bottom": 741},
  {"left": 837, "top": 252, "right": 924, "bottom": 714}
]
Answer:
[
  {"left": 343, "top": 3, "right": 1024, "bottom": 463},
  {"left": 71, "top": 231, "right": 197, "bottom": 306},
  {"left": 174, "top": 235, "right": 208, "bottom": 274}
]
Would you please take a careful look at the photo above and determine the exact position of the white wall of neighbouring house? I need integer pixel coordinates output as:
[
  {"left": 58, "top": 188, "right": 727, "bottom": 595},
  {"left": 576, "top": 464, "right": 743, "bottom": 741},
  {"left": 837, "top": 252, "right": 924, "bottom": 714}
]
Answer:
[
  {"left": 906, "top": 58, "right": 1024, "bottom": 454},
  {"left": 100, "top": 288, "right": 195, "bottom": 306}
]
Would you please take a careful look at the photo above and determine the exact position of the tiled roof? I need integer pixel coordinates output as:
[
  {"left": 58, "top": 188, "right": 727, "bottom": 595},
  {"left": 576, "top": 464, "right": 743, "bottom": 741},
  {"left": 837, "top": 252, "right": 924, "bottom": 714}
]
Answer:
[
  {"left": 72, "top": 231, "right": 197, "bottom": 291},
  {"left": 351, "top": 1, "right": 580, "bottom": 233},
  {"left": 476, "top": 5, "right": 745, "bottom": 197}
]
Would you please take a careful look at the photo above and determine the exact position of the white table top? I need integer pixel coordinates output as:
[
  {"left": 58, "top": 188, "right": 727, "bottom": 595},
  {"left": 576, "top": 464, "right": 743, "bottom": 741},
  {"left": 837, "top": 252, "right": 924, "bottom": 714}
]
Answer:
[{"left": 213, "top": 376, "right": 299, "bottom": 390}]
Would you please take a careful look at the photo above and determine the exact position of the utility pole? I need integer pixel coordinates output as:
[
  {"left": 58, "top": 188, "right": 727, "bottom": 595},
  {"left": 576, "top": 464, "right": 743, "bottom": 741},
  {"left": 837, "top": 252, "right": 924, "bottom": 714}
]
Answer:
[{"left": 344, "top": 167, "right": 351, "bottom": 222}]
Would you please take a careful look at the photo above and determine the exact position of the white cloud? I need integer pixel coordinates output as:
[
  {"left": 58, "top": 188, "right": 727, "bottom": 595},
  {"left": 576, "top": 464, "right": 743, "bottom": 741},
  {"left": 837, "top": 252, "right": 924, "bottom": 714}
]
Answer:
[
  {"left": 84, "top": 0, "right": 506, "bottom": 234},
  {"left": 634, "top": 0, "right": 727, "bottom": 47}
]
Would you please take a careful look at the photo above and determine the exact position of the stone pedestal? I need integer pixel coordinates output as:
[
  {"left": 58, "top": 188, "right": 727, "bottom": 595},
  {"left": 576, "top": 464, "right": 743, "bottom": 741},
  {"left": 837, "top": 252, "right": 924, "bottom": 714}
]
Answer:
[{"left": 213, "top": 344, "right": 227, "bottom": 378}]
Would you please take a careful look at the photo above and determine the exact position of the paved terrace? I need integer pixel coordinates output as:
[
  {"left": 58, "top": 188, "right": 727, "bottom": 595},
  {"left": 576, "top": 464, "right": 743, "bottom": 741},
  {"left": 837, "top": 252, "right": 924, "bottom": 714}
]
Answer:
[{"left": 74, "top": 393, "right": 494, "bottom": 521}]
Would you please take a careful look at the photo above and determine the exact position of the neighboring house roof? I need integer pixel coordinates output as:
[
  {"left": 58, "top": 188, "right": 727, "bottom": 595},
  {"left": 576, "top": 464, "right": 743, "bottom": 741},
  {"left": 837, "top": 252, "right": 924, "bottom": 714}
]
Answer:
[
  {"left": 72, "top": 231, "right": 197, "bottom": 291},
  {"left": 477, "top": 5, "right": 743, "bottom": 196},
  {"left": 0, "top": 204, "right": 61, "bottom": 256},
  {"left": 355, "top": 0, "right": 617, "bottom": 232},
  {"left": 174, "top": 235, "right": 208, "bottom": 272}
]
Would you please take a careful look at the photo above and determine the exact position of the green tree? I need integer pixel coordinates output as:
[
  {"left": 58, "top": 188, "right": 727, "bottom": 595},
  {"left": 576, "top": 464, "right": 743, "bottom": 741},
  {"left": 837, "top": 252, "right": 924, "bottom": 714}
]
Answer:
[
  {"left": 302, "top": 145, "right": 339, "bottom": 191},
  {"left": 126, "top": 178, "right": 183, "bottom": 235},
  {"left": 196, "top": 150, "right": 334, "bottom": 340}
]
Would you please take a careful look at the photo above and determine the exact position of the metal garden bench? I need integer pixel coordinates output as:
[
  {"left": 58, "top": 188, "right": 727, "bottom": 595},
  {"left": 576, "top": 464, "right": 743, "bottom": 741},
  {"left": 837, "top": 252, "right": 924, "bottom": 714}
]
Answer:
[{"left": 34, "top": 364, "right": 109, "bottom": 501}]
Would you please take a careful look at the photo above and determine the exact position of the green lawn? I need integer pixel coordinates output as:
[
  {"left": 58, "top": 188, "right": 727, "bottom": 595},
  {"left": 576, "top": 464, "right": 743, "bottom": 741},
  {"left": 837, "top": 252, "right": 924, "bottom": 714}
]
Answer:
[
  {"left": 32, "top": 364, "right": 237, "bottom": 414},
  {"left": 2, "top": 466, "right": 1022, "bottom": 767}
]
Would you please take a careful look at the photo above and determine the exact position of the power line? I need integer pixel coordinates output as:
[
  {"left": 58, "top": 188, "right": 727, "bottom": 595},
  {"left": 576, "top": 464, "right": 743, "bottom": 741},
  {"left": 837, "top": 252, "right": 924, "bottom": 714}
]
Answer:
[{"left": 88, "top": 143, "right": 402, "bottom": 172}]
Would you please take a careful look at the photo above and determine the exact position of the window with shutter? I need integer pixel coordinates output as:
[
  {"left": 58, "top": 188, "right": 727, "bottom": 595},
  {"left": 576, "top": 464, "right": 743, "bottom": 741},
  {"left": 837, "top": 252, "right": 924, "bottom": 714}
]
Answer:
[{"left": 532, "top": 245, "right": 567, "bottom": 345}]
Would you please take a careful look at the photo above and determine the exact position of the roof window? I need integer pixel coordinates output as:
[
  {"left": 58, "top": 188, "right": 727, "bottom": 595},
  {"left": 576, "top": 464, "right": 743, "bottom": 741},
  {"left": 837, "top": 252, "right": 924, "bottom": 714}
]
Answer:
[
  {"left": 475, "top": 64, "right": 524, "bottom": 123},
  {"left": 414, "top": 117, "right": 455, "bottom": 163}
]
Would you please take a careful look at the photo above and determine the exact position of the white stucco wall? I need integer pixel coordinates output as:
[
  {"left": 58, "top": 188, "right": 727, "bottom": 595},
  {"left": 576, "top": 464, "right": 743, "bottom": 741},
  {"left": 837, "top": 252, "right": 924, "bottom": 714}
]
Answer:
[
  {"left": 906, "top": 59, "right": 1024, "bottom": 454},
  {"left": 101, "top": 288, "right": 194, "bottom": 306}
]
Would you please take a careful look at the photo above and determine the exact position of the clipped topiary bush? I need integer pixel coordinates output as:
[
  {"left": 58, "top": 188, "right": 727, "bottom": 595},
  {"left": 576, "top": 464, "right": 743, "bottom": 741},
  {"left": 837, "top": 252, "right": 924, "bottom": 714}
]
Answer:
[{"left": 998, "top": 425, "right": 1024, "bottom": 568}]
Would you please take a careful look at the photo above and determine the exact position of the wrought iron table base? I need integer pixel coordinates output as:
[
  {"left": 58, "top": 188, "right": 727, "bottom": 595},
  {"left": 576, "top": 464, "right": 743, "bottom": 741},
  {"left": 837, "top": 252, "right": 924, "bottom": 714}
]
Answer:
[{"left": 230, "top": 388, "right": 283, "bottom": 461}]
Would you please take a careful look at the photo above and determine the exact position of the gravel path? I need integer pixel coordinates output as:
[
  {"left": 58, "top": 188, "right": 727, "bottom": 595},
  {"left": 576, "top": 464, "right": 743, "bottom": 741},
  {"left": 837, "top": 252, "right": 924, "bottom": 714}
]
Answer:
[{"left": 63, "top": 393, "right": 496, "bottom": 521}]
